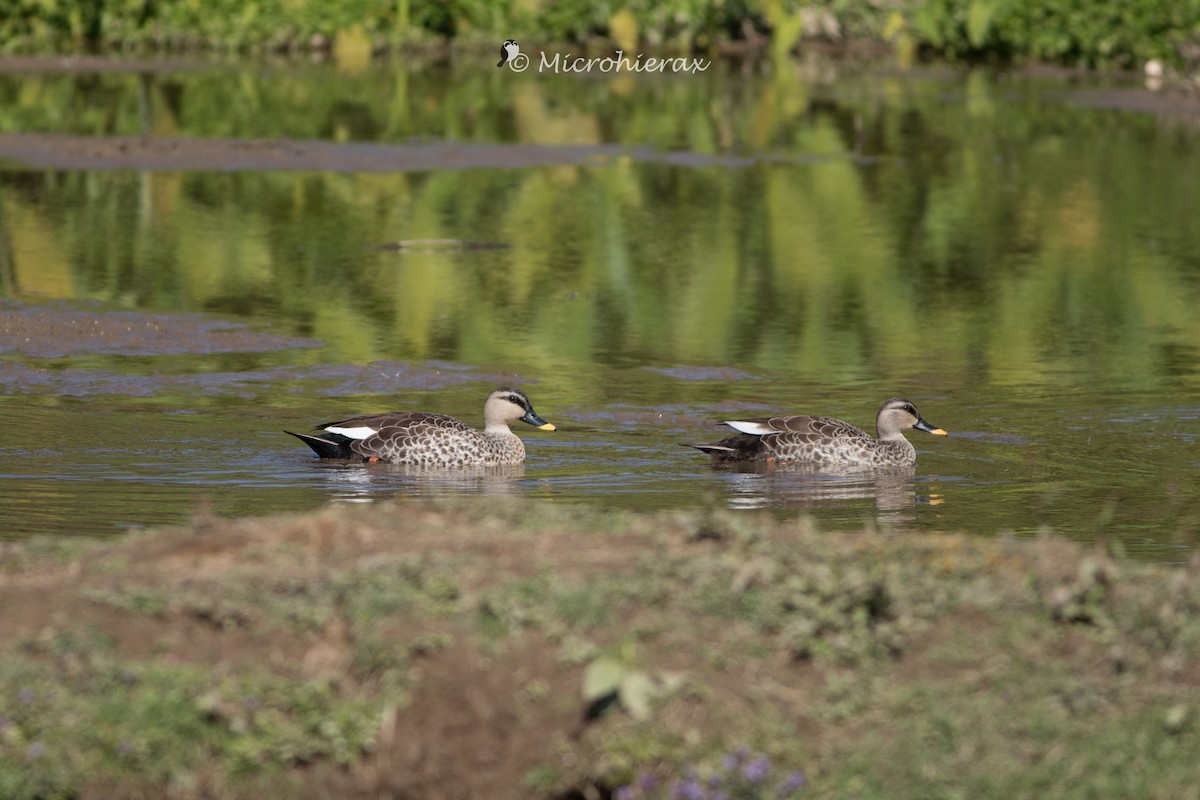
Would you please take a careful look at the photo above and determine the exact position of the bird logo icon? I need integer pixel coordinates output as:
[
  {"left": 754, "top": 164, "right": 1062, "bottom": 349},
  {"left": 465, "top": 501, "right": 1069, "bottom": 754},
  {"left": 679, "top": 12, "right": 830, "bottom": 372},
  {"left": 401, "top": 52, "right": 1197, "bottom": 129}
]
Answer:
[{"left": 497, "top": 39, "right": 519, "bottom": 68}]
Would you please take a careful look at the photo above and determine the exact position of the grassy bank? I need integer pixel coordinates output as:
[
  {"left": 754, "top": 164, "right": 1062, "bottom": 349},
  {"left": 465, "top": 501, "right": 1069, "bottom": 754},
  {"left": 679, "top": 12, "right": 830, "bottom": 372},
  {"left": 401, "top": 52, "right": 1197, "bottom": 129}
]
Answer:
[
  {"left": 0, "top": 500, "right": 1197, "bottom": 798},
  {"left": 1, "top": 0, "right": 1198, "bottom": 70}
]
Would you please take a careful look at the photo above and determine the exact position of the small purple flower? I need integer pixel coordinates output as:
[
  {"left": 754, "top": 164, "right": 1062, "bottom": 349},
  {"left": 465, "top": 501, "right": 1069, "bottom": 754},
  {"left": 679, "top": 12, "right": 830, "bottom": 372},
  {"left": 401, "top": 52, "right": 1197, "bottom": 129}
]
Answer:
[
  {"left": 613, "top": 786, "right": 636, "bottom": 800},
  {"left": 721, "top": 751, "right": 740, "bottom": 771},
  {"left": 671, "top": 777, "right": 707, "bottom": 800},
  {"left": 707, "top": 770, "right": 725, "bottom": 788},
  {"left": 118, "top": 741, "right": 136, "bottom": 757},
  {"left": 28, "top": 742, "right": 44, "bottom": 759},
  {"left": 243, "top": 695, "right": 260, "bottom": 711},
  {"left": 742, "top": 755, "right": 771, "bottom": 784},
  {"left": 777, "top": 770, "right": 806, "bottom": 796},
  {"left": 637, "top": 773, "right": 659, "bottom": 791},
  {"left": 17, "top": 688, "right": 33, "bottom": 705}
]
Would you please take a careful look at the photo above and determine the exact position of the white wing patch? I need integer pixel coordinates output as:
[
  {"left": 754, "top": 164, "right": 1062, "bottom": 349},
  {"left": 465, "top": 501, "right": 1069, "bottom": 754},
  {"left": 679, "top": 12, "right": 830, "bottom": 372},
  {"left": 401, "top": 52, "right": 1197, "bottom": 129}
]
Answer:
[
  {"left": 724, "top": 420, "right": 776, "bottom": 436},
  {"left": 324, "top": 425, "right": 378, "bottom": 440}
]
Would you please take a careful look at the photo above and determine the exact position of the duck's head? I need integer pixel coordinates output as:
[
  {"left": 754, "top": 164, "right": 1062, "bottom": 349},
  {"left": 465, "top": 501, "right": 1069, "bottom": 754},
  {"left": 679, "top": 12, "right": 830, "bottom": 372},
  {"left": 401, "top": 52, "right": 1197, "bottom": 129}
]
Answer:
[
  {"left": 485, "top": 387, "right": 556, "bottom": 431},
  {"left": 876, "top": 398, "right": 947, "bottom": 441}
]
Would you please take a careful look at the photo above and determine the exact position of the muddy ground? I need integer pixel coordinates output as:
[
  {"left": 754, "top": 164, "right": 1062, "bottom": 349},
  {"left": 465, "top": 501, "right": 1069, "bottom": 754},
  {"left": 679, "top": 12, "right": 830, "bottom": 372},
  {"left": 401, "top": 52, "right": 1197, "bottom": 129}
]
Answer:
[
  {"left": 0, "top": 130, "right": 871, "bottom": 173},
  {"left": 0, "top": 300, "right": 321, "bottom": 358},
  {"left": 0, "top": 501, "right": 1197, "bottom": 799}
]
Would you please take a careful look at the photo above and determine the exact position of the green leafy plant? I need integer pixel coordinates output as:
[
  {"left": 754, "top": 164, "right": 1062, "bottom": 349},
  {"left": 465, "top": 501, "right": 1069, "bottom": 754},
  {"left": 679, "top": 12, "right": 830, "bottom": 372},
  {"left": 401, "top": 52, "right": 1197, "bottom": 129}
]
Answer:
[
  {"left": 1, "top": 0, "right": 1193, "bottom": 67},
  {"left": 582, "top": 645, "right": 686, "bottom": 721}
]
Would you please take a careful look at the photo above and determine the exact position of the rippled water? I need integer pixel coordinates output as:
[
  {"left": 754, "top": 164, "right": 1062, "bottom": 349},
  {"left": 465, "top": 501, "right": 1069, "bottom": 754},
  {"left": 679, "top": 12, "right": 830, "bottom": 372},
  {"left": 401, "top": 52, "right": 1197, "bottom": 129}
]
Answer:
[{"left": 1, "top": 57, "right": 1198, "bottom": 560}]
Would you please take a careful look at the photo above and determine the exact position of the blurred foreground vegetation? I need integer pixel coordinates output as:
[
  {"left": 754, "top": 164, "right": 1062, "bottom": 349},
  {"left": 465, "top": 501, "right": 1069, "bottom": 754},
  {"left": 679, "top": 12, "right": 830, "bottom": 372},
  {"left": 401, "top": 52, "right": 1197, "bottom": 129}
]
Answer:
[
  {"left": 1, "top": 0, "right": 1199, "bottom": 70},
  {"left": 0, "top": 500, "right": 1197, "bottom": 798}
]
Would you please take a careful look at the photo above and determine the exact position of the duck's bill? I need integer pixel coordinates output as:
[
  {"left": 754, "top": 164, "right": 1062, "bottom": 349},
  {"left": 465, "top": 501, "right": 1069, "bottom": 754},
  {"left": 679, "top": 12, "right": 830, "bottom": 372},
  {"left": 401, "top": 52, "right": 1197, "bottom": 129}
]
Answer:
[
  {"left": 914, "top": 419, "right": 948, "bottom": 436},
  {"left": 522, "top": 409, "right": 557, "bottom": 431}
]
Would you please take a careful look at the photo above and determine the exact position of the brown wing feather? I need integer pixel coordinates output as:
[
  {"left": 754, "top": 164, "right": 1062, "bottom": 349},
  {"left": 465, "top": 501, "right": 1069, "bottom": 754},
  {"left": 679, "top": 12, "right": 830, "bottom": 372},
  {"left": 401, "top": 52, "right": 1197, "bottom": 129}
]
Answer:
[
  {"left": 319, "top": 411, "right": 470, "bottom": 431},
  {"left": 768, "top": 415, "right": 872, "bottom": 440},
  {"left": 318, "top": 412, "right": 478, "bottom": 461},
  {"left": 694, "top": 414, "right": 874, "bottom": 463}
]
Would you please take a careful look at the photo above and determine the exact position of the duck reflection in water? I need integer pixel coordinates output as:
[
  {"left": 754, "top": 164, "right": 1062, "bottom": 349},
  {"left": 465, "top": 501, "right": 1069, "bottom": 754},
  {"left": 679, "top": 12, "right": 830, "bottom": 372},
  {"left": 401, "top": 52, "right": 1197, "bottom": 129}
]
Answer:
[
  {"left": 306, "top": 461, "right": 529, "bottom": 505},
  {"left": 718, "top": 464, "right": 943, "bottom": 525}
]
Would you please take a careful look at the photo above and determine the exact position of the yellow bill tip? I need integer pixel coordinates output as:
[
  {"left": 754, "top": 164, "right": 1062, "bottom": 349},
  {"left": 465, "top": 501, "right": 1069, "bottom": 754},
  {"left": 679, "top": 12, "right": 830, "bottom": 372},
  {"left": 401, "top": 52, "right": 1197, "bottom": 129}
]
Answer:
[
  {"left": 930, "top": 428, "right": 948, "bottom": 436},
  {"left": 538, "top": 422, "right": 557, "bottom": 431}
]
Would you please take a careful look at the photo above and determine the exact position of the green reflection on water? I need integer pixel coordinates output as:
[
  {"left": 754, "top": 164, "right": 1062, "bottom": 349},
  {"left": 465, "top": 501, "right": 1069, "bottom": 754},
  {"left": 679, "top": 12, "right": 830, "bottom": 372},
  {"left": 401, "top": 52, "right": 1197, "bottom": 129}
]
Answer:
[
  {"left": 0, "top": 60, "right": 1198, "bottom": 555},
  {"left": 3, "top": 64, "right": 1197, "bottom": 387}
]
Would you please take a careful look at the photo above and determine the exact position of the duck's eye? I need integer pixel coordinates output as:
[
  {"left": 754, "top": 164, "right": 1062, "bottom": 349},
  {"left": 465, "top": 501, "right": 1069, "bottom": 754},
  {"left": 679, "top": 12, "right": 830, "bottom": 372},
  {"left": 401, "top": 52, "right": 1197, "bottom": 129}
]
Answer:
[{"left": 509, "top": 395, "right": 523, "bottom": 405}]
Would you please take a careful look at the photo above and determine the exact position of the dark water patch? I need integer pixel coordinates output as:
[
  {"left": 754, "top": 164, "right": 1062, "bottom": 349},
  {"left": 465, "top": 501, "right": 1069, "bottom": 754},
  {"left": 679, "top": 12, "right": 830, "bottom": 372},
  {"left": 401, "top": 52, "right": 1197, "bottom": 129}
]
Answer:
[
  {"left": 370, "top": 239, "right": 512, "bottom": 252},
  {"left": 0, "top": 134, "right": 846, "bottom": 174},
  {"left": 567, "top": 397, "right": 792, "bottom": 434},
  {"left": 0, "top": 359, "right": 528, "bottom": 398},
  {"left": 288, "top": 362, "right": 532, "bottom": 396},
  {"left": 1, "top": 362, "right": 161, "bottom": 397},
  {"left": 566, "top": 409, "right": 714, "bottom": 431},
  {"left": 0, "top": 56, "right": 208, "bottom": 74},
  {"left": 0, "top": 301, "right": 320, "bottom": 357},
  {"left": 1064, "top": 88, "right": 1200, "bottom": 116},
  {"left": 948, "top": 430, "right": 1033, "bottom": 445},
  {"left": 643, "top": 365, "right": 761, "bottom": 382}
]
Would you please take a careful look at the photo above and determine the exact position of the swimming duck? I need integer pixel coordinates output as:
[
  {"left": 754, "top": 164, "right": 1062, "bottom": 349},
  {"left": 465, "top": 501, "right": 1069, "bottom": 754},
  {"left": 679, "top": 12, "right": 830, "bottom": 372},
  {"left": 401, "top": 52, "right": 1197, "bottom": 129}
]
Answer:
[
  {"left": 688, "top": 397, "right": 946, "bottom": 468},
  {"left": 286, "top": 387, "right": 556, "bottom": 466}
]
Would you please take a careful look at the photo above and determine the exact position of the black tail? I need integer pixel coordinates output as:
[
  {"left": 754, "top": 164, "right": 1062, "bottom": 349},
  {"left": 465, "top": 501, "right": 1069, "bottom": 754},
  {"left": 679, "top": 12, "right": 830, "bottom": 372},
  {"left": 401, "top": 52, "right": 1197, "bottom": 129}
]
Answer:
[
  {"left": 684, "top": 443, "right": 737, "bottom": 455},
  {"left": 681, "top": 438, "right": 760, "bottom": 463},
  {"left": 285, "top": 430, "right": 358, "bottom": 460}
]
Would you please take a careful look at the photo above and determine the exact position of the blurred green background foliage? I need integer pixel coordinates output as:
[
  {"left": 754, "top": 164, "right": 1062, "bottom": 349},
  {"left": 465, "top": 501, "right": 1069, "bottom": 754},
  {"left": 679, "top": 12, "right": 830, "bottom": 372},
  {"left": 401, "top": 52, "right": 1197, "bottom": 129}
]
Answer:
[{"left": 1, "top": 0, "right": 1198, "bottom": 69}]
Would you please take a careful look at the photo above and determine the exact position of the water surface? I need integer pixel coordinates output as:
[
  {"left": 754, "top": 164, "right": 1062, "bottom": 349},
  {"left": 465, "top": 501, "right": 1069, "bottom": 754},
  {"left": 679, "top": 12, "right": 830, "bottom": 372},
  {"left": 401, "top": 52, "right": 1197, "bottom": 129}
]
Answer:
[{"left": 1, "top": 57, "right": 1197, "bottom": 559}]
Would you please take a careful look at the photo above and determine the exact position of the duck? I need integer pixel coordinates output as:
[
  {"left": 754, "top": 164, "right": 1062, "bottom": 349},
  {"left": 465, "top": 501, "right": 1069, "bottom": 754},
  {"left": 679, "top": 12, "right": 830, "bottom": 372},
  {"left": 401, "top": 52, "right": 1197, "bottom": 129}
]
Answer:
[
  {"left": 688, "top": 397, "right": 946, "bottom": 468},
  {"left": 286, "top": 387, "right": 556, "bottom": 466}
]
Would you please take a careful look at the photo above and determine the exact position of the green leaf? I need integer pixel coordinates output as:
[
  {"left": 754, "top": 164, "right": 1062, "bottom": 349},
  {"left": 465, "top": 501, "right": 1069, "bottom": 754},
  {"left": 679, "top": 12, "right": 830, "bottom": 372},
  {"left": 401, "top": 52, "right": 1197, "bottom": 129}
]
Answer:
[
  {"left": 582, "top": 657, "right": 624, "bottom": 702},
  {"left": 618, "top": 670, "right": 656, "bottom": 720},
  {"left": 967, "top": 0, "right": 999, "bottom": 48}
]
